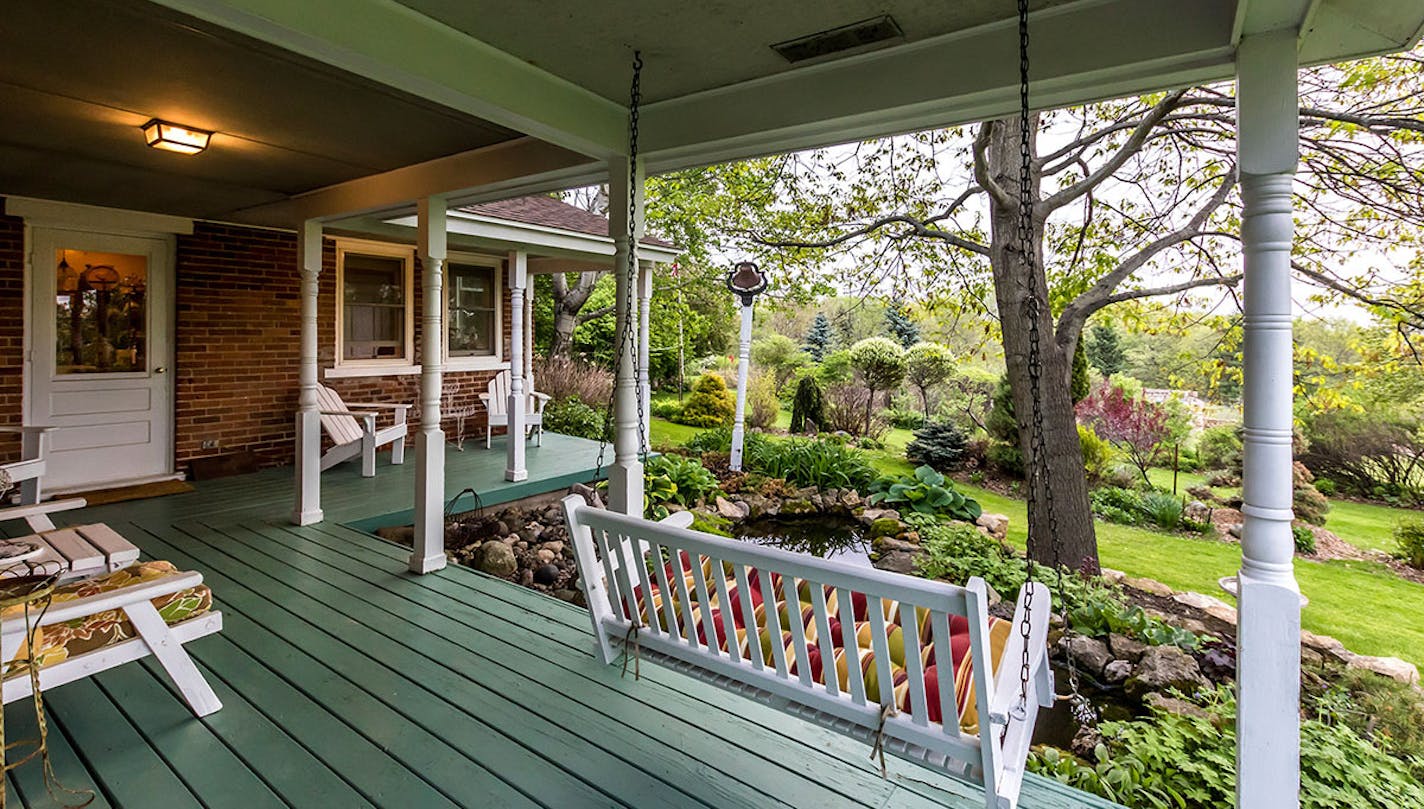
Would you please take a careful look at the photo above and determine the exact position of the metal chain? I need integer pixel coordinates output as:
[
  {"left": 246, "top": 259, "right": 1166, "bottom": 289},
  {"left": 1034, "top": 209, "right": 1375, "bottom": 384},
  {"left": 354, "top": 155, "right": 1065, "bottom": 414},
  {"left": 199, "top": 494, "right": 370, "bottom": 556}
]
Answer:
[
  {"left": 1012, "top": 0, "right": 1092, "bottom": 733},
  {"left": 594, "top": 50, "right": 648, "bottom": 482}
]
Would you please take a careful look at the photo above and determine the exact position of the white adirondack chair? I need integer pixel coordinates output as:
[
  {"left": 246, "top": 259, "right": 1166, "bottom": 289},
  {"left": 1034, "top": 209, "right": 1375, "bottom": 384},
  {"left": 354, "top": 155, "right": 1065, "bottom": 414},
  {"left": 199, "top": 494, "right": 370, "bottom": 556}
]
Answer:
[
  {"left": 479, "top": 370, "right": 551, "bottom": 449},
  {"left": 315, "top": 385, "right": 410, "bottom": 477}
]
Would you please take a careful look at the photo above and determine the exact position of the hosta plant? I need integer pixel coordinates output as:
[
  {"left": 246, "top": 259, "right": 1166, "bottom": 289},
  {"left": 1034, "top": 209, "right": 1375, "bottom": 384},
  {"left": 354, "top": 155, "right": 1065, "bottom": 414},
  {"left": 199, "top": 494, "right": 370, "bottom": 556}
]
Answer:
[{"left": 869, "top": 465, "right": 982, "bottom": 522}]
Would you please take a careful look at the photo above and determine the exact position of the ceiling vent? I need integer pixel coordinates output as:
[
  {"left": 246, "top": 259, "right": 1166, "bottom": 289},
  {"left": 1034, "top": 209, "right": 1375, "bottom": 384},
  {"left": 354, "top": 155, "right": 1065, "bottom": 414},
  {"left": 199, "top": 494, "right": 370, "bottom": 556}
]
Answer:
[{"left": 771, "top": 15, "right": 905, "bottom": 64}]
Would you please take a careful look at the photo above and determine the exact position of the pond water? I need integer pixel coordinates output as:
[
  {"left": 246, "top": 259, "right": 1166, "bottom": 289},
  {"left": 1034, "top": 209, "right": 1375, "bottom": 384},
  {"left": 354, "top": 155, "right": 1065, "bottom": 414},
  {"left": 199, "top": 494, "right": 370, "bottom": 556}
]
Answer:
[{"left": 732, "top": 515, "right": 872, "bottom": 567}]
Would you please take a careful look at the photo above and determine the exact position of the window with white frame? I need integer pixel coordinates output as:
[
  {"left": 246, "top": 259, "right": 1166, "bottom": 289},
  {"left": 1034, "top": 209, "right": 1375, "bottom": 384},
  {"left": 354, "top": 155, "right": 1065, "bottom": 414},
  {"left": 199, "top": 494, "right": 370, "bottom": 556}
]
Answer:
[
  {"left": 445, "top": 257, "right": 502, "bottom": 368},
  {"left": 336, "top": 241, "right": 413, "bottom": 365}
]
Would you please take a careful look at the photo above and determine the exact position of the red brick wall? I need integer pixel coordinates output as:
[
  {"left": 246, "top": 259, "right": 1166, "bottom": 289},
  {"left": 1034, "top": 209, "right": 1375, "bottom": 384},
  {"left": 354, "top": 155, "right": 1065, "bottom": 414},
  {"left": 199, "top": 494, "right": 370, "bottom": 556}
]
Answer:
[
  {"left": 0, "top": 211, "right": 22, "bottom": 463},
  {"left": 174, "top": 222, "right": 513, "bottom": 472}
]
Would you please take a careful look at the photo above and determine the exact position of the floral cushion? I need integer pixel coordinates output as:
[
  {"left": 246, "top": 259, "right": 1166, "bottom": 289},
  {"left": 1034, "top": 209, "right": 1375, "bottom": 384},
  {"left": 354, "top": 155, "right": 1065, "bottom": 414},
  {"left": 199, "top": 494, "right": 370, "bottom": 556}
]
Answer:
[
  {"left": 628, "top": 553, "right": 1011, "bottom": 733},
  {"left": 4, "top": 560, "right": 212, "bottom": 677}
]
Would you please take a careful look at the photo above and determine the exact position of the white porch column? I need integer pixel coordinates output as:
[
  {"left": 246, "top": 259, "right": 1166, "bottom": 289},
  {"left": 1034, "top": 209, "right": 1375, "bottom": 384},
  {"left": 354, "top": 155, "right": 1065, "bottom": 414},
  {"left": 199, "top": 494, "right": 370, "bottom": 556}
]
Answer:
[
  {"left": 607, "top": 155, "right": 644, "bottom": 515},
  {"left": 1235, "top": 29, "right": 1300, "bottom": 809},
  {"left": 506, "top": 250, "right": 529, "bottom": 482},
  {"left": 638, "top": 259, "right": 653, "bottom": 447},
  {"left": 291, "top": 219, "right": 324, "bottom": 525},
  {"left": 524, "top": 281, "right": 535, "bottom": 390},
  {"left": 411, "top": 198, "right": 448, "bottom": 574}
]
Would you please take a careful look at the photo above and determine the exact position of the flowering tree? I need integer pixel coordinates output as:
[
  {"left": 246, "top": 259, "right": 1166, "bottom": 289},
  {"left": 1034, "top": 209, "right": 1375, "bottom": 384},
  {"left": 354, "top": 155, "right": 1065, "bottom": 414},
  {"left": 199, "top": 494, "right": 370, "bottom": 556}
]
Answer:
[{"left": 1075, "top": 382, "right": 1171, "bottom": 484}]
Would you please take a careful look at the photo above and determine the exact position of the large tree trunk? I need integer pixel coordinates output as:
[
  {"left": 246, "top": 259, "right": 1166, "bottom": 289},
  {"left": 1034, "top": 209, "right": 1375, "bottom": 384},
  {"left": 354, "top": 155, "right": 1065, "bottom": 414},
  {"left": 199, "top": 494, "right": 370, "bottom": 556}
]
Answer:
[
  {"left": 983, "top": 118, "right": 1100, "bottom": 573},
  {"left": 547, "top": 271, "right": 600, "bottom": 359}
]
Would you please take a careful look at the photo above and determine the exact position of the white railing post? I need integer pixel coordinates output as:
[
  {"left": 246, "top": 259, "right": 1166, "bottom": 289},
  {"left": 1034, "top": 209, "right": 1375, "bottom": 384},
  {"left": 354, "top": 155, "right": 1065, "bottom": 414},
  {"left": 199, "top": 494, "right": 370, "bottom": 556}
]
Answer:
[
  {"left": 291, "top": 219, "right": 324, "bottom": 525},
  {"left": 638, "top": 259, "right": 653, "bottom": 447},
  {"left": 506, "top": 249, "right": 529, "bottom": 482},
  {"left": 1236, "top": 29, "right": 1301, "bottom": 809},
  {"left": 411, "top": 197, "right": 448, "bottom": 574},
  {"left": 607, "top": 155, "right": 644, "bottom": 515}
]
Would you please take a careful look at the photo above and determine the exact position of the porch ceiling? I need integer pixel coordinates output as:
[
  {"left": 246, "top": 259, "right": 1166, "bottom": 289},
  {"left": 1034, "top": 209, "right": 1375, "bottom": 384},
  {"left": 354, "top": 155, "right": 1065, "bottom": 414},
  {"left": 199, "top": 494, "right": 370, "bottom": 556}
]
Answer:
[{"left": 0, "top": 0, "right": 522, "bottom": 219}]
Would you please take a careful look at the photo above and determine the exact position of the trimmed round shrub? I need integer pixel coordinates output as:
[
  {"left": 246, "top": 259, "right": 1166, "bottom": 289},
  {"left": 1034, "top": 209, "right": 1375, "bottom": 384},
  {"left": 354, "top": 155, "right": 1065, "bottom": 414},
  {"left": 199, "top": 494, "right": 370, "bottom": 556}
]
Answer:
[{"left": 676, "top": 373, "right": 736, "bottom": 427}]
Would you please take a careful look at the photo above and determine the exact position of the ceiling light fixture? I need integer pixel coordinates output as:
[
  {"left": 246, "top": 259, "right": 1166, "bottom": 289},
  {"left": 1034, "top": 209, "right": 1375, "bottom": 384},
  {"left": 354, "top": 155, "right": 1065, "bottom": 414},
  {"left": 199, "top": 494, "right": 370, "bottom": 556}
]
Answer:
[{"left": 141, "top": 119, "right": 212, "bottom": 155}]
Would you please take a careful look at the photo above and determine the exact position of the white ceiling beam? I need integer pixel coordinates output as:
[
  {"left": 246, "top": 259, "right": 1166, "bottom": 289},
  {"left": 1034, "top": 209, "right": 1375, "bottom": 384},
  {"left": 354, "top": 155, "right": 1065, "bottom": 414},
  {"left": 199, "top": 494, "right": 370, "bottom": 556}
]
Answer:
[
  {"left": 227, "top": 137, "right": 597, "bottom": 227},
  {"left": 636, "top": 0, "right": 1239, "bottom": 171},
  {"left": 148, "top": 0, "right": 626, "bottom": 158}
]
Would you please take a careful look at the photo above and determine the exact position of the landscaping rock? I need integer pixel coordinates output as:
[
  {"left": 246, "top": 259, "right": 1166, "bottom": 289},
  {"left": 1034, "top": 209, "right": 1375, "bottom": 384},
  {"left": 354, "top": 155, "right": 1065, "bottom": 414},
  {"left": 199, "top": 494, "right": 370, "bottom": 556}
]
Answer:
[
  {"left": 976, "top": 512, "right": 1009, "bottom": 539},
  {"left": 475, "top": 540, "right": 518, "bottom": 577},
  {"left": 1301, "top": 630, "right": 1346, "bottom": 654},
  {"left": 868, "top": 517, "right": 902, "bottom": 539},
  {"left": 715, "top": 496, "right": 750, "bottom": 520},
  {"left": 518, "top": 523, "right": 544, "bottom": 543},
  {"left": 1103, "top": 659, "right": 1133, "bottom": 683},
  {"left": 1126, "top": 646, "right": 1208, "bottom": 700},
  {"left": 554, "top": 588, "right": 583, "bottom": 605},
  {"left": 535, "top": 548, "right": 556, "bottom": 564},
  {"left": 781, "top": 498, "right": 816, "bottom": 515},
  {"left": 1144, "top": 692, "right": 1210, "bottom": 720},
  {"left": 1109, "top": 633, "right": 1148, "bottom": 662},
  {"left": 1225, "top": 522, "right": 1244, "bottom": 539},
  {"left": 1202, "top": 604, "right": 1238, "bottom": 627},
  {"left": 376, "top": 525, "right": 415, "bottom": 544},
  {"left": 533, "top": 563, "right": 562, "bottom": 586},
  {"left": 1064, "top": 635, "right": 1112, "bottom": 675},
  {"left": 875, "top": 551, "right": 919, "bottom": 575},
  {"left": 874, "top": 536, "right": 921, "bottom": 554},
  {"left": 1099, "top": 567, "right": 1126, "bottom": 585},
  {"left": 540, "top": 541, "right": 565, "bottom": 556},
  {"left": 1183, "top": 500, "right": 1212, "bottom": 524},
  {"left": 1347, "top": 655, "right": 1420, "bottom": 685},
  {"left": 860, "top": 508, "right": 900, "bottom": 525},
  {"left": 1173, "top": 591, "right": 1231, "bottom": 612},
  {"left": 1122, "top": 576, "right": 1174, "bottom": 597},
  {"left": 569, "top": 482, "right": 604, "bottom": 509},
  {"left": 841, "top": 490, "right": 863, "bottom": 509}
]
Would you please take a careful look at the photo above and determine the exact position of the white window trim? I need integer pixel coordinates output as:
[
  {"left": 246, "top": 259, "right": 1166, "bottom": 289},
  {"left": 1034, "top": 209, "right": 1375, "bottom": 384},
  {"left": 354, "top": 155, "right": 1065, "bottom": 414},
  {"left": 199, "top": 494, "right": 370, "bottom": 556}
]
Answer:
[
  {"left": 333, "top": 237, "right": 415, "bottom": 371},
  {"left": 442, "top": 252, "right": 505, "bottom": 372}
]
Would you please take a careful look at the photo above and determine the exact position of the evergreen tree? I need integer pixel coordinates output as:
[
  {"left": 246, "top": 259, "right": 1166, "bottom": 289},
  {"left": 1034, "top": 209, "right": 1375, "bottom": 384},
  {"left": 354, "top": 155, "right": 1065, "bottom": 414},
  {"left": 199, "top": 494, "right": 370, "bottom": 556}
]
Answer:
[
  {"left": 1086, "top": 323, "right": 1126, "bottom": 378},
  {"left": 803, "top": 313, "right": 833, "bottom": 362},
  {"left": 1071, "top": 338, "right": 1091, "bottom": 403},
  {"left": 884, "top": 305, "right": 920, "bottom": 348}
]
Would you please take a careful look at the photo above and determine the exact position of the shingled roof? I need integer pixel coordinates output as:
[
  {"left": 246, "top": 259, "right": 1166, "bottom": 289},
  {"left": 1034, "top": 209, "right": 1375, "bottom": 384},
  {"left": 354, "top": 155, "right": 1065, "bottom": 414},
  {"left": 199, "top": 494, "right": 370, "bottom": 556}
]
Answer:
[{"left": 461, "top": 195, "right": 675, "bottom": 248}]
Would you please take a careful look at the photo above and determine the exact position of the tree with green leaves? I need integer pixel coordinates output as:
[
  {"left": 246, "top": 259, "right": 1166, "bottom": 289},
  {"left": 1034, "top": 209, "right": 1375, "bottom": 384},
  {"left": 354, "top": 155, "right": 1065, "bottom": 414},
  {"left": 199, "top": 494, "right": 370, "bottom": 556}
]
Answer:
[
  {"left": 884, "top": 304, "right": 920, "bottom": 348},
  {"left": 1086, "top": 323, "right": 1126, "bottom": 378},
  {"left": 748, "top": 51, "right": 1424, "bottom": 570},
  {"left": 905, "top": 341, "right": 957, "bottom": 422},
  {"left": 848, "top": 337, "right": 907, "bottom": 435},
  {"left": 803, "top": 313, "right": 833, "bottom": 362}
]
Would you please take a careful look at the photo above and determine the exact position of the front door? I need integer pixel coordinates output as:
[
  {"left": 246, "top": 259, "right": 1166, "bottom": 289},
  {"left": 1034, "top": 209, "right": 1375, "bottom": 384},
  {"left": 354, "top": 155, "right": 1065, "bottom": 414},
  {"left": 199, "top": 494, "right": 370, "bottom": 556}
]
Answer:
[{"left": 27, "top": 227, "right": 174, "bottom": 491}]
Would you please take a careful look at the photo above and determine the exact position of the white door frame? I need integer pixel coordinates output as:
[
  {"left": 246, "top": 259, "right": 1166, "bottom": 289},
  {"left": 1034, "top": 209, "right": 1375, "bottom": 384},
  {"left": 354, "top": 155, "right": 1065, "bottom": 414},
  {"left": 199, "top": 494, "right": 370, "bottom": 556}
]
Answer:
[{"left": 8, "top": 198, "right": 189, "bottom": 492}]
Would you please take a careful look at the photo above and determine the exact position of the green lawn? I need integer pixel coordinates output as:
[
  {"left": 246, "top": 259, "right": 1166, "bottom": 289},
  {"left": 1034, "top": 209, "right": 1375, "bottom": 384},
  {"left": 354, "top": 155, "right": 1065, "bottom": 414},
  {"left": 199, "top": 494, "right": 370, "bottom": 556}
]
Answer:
[
  {"left": 648, "top": 414, "right": 1424, "bottom": 666},
  {"left": 1323, "top": 498, "right": 1416, "bottom": 554},
  {"left": 962, "top": 481, "right": 1424, "bottom": 667},
  {"left": 1145, "top": 466, "right": 1209, "bottom": 494}
]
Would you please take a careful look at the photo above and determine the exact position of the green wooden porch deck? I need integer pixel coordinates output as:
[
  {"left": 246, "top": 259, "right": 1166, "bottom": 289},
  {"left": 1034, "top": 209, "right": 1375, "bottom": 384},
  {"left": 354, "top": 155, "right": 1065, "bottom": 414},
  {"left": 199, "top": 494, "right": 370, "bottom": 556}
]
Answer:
[{"left": 0, "top": 440, "right": 1118, "bottom": 809}]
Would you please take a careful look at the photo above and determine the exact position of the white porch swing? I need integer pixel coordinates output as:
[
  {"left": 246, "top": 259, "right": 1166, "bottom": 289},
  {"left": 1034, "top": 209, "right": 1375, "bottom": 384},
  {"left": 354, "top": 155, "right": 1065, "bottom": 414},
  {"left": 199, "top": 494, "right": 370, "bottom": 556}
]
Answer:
[{"left": 562, "top": 5, "right": 1071, "bottom": 807}]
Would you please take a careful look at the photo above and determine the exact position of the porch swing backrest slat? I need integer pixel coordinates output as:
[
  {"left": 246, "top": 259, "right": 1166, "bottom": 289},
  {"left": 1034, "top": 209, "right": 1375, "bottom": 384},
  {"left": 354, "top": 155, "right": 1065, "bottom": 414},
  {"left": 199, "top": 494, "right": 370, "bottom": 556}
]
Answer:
[{"left": 562, "top": 496, "right": 1054, "bottom": 809}]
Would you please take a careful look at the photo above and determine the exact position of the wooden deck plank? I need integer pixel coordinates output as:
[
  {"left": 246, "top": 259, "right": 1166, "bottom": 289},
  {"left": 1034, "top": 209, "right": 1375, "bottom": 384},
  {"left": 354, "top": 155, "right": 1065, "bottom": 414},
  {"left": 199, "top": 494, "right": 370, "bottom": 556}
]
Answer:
[
  {"left": 254, "top": 521, "right": 979, "bottom": 807},
  {"left": 133, "top": 522, "right": 675, "bottom": 809},
  {"left": 132, "top": 656, "right": 377, "bottom": 809},
  {"left": 40, "top": 678, "right": 199, "bottom": 808},
  {"left": 180, "top": 518, "right": 856, "bottom": 809},
  {"left": 89, "top": 664, "right": 287, "bottom": 809},
  {"left": 4, "top": 696, "right": 114, "bottom": 809}
]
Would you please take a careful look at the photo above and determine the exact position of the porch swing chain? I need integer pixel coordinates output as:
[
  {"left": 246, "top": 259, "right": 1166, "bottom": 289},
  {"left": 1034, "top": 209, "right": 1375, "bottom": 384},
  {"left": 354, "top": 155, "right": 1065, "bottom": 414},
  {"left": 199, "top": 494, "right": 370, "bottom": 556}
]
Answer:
[
  {"left": 594, "top": 50, "right": 649, "bottom": 484},
  {"left": 1010, "top": 0, "right": 1088, "bottom": 739}
]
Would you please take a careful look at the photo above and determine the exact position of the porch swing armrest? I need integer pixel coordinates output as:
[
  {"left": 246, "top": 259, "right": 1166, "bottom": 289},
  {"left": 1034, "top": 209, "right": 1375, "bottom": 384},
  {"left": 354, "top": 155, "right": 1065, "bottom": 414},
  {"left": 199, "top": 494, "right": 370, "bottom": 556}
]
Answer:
[{"left": 988, "top": 580, "right": 1054, "bottom": 723}]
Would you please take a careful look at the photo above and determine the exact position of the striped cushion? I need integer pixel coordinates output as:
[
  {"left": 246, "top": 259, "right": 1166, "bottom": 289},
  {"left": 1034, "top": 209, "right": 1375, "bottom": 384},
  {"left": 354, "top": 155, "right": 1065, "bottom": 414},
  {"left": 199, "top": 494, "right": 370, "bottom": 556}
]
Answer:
[{"left": 625, "top": 552, "right": 1010, "bottom": 733}]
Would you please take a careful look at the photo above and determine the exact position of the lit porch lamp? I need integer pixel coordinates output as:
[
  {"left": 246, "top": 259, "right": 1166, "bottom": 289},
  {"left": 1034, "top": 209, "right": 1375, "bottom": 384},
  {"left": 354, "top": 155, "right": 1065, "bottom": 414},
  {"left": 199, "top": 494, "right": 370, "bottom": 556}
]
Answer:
[
  {"left": 726, "top": 261, "right": 768, "bottom": 471},
  {"left": 141, "top": 119, "right": 212, "bottom": 155}
]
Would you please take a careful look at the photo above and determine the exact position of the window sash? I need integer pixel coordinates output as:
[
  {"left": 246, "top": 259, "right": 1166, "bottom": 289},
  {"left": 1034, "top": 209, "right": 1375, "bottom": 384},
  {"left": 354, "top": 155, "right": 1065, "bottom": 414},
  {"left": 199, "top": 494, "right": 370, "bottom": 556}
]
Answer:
[
  {"left": 339, "top": 250, "right": 409, "bottom": 362},
  {"left": 448, "top": 263, "right": 497, "bottom": 358}
]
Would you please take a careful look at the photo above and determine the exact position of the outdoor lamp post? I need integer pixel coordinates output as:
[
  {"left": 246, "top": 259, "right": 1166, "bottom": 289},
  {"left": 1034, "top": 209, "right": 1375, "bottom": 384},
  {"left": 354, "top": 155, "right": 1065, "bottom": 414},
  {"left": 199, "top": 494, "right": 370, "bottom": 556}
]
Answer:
[{"left": 727, "top": 261, "right": 768, "bottom": 471}]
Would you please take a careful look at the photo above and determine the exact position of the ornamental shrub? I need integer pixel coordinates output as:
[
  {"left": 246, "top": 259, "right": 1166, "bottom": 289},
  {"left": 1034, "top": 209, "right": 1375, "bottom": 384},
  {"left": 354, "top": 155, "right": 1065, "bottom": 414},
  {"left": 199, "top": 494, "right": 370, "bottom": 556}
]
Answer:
[
  {"left": 904, "top": 341, "right": 956, "bottom": 421},
  {"left": 542, "top": 396, "right": 608, "bottom": 441},
  {"left": 747, "top": 370, "right": 780, "bottom": 430},
  {"left": 1394, "top": 519, "right": 1424, "bottom": 568},
  {"left": 848, "top": 337, "right": 907, "bottom": 434},
  {"left": 676, "top": 373, "right": 736, "bottom": 427},
  {"left": 1197, "top": 424, "right": 1242, "bottom": 470},
  {"left": 1293, "top": 524, "right": 1318, "bottom": 555},
  {"left": 1077, "top": 424, "right": 1114, "bottom": 482},
  {"left": 906, "top": 421, "right": 968, "bottom": 471},
  {"left": 789, "top": 375, "right": 824, "bottom": 433}
]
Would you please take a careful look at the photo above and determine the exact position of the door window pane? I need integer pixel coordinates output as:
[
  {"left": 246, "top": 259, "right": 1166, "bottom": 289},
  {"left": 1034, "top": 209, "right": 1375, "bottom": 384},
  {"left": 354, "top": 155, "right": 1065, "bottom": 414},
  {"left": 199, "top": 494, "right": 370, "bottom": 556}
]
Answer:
[
  {"left": 448, "top": 263, "right": 497, "bottom": 357},
  {"left": 54, "top": 249, "right": 147, "bottom": 374},
  {"left": 342, "top": 253, "right": 407, "bottom": 360}
]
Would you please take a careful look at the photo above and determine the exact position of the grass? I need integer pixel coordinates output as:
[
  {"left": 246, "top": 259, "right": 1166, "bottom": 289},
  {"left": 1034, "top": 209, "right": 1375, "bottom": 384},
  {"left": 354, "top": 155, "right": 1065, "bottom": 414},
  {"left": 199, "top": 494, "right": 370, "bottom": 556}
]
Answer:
[
  {"left": 1145, "top": 466, "right": 1209, "bottom": 494},
  {"left": 647, "top": 408, "right": 1424, "bottom": 666}
]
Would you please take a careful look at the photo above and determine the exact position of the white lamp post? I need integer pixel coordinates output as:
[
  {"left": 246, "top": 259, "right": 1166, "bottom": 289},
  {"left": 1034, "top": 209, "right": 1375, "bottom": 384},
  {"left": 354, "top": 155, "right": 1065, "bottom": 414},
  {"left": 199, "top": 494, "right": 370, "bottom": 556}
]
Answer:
[{"left": 727, "top": 261, "right": 768, "bottom": 471}]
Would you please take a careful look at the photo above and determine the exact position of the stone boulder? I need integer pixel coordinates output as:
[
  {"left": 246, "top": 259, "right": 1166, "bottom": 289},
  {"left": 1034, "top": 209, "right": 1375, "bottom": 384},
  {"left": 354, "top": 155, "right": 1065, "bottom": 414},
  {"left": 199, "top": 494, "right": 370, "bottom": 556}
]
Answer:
[
  {"left": 1347, "top": 655, "right": 1420, "bottom": 685},
  {"left": 1125, "top": 645, "right": 1208, "bottom": 700},
  {"left": 1103, "top": 659, "right": 1133, "bottom": 683},
  {"left": 475, "top": 540, "right": 518, "bottom": 577},
  {"left": 1122, "top": 576, "right": 1174, "bottom": 597},
  {"left": 874, "top": 551, "right": 919, "bottom": 575},
  {"left": 868, "top": 517, "right": 902, "bottom": 539},
  {"left": 1063, "top": 635, "right": 1111, "bottom": 676},
  {"left": 976, "top": 512, "right": 1009, "bottom": 540},
  {"left": 1183, "top": 500, "right": 1212, "bottom": 524},
  {"left": 1108, "top": 633, "right": 1148, "bottom": 663},
  {"left": 715, "top": 496, "right": 749, "bottom": 520}
]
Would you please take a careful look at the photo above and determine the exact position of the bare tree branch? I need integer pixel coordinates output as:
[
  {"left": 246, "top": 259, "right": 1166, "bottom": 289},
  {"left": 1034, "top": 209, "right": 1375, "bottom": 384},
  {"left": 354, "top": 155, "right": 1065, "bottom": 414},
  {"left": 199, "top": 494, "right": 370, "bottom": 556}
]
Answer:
[
  {"left": 1040, "top": 89, "right": 1189, "bottom": 212},
  {"left": 1055, "top": 174, "right": 1236, "bottom": 342},
  {"left": 974, "top": 122, "right": 1013, "bottom": 208}
]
